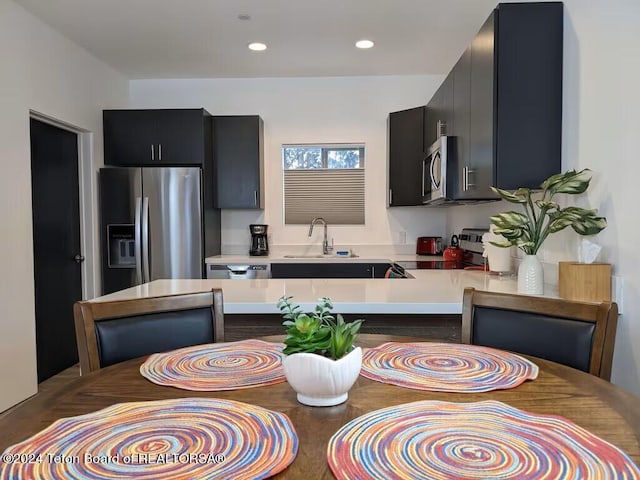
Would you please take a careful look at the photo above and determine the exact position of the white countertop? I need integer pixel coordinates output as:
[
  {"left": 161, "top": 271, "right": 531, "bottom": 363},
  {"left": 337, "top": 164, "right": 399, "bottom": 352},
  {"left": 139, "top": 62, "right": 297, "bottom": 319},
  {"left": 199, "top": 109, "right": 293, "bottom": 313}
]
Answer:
[
  {"left": 204, "top": 252, "right": 443, "bottom": 264},
  {"left": 90, "top": 270, "right": 527, "bottom": 315}
]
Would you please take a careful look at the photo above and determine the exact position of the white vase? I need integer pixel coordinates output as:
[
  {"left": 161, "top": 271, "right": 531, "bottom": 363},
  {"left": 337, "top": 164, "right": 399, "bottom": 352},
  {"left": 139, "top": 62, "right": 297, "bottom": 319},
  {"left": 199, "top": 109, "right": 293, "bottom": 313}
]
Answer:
[
  {"left": 518, "top": 254, "right": 544, "bottom": 295},
  {"left": 282, "top": 347, "right": 362, "bottom": 407}
]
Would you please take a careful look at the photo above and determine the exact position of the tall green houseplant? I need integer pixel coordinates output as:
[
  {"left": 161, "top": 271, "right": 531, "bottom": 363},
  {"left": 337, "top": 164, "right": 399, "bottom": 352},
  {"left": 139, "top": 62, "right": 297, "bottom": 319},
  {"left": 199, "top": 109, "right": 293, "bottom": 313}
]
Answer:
[{"left": 489, "top": 169, "right": 607, "bottom": 255}]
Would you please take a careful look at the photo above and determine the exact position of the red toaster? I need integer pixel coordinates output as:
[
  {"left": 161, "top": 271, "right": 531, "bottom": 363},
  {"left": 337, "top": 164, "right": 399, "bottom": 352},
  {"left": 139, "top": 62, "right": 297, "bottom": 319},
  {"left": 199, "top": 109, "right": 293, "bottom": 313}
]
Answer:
[{"left": 416, "top": 236, "right": 443, "bottom": 255}]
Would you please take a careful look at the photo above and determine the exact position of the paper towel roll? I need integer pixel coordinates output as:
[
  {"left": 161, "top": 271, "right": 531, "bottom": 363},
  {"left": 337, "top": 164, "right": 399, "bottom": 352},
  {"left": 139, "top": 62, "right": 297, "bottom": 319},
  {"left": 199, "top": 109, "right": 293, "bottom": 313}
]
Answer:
[{"left": 482, "top": 230, "right": 513, "bottom": 273}]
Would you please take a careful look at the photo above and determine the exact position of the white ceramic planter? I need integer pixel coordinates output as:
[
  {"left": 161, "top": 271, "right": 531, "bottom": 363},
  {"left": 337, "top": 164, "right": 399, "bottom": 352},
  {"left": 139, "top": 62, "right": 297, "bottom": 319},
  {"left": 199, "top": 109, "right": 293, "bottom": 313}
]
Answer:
[
  {"left": 518, "top": 254, "right": 544, "bottom": 295},
  {"left": 282, "top": 347, "right": 362, "bottom": 407}
]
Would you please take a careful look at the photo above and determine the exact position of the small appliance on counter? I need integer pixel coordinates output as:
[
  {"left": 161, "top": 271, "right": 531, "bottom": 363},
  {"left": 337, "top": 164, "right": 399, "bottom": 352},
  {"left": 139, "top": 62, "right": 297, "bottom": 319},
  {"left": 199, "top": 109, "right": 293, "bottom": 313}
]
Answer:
[
  {"left": 416, "top": 236, "right": 443, "bottom": 255},
  {"left": 249, "top": 224, "right": 269, "bottom": 256},
  {"left": 398, "top": 228, "right": 489, "bottom": 270},
  {"left": 443, "top": 234, "right": 464, "bottom": 267}
]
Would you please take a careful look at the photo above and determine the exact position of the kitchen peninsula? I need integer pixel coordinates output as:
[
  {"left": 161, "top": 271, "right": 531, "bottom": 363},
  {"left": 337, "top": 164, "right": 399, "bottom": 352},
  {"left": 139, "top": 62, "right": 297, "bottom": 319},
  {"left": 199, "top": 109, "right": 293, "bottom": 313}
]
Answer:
[{"left": 90, "top": 264, "right": 524, "bottom": 341}]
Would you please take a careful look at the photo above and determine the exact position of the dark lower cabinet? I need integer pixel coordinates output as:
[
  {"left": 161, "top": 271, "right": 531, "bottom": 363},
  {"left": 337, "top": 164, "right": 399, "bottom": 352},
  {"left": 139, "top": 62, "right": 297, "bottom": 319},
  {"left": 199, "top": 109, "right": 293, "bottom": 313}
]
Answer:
[
  {"left": 213, "top": 115, "right": 264, "bottom": 209},
  {"left": 103, "top": 109, "right": 210, "bottom": 166},
  {"left": 270, "top": 263, "right": 393, "bottom": 279}
]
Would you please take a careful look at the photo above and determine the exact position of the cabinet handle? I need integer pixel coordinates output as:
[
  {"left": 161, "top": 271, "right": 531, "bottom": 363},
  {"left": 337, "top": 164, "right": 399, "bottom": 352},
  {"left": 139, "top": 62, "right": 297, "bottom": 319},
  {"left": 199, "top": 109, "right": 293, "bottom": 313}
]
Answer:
[
  {"left": 463, "top": 167, "right": 476, "bottom": 191},
  {"left": 467, "top": 168, "right": 476, "bottom": 190},
  {"left": 389, "top": 189, "right": 393, "bottom": 205},
  {"left": 151, "top": 144, "right": 154, "bottom": 161},
  {"left": 158, "top": 143, "right": 162, "bottom": 161},
  {"left": 253, "top": 190, "right": 258, "bottom": 206}
]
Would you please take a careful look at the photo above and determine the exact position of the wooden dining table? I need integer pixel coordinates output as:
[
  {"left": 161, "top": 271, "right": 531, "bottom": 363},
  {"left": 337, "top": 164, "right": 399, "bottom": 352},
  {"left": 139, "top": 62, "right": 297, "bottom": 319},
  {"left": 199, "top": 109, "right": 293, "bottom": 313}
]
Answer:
[{"left": 1, "top": 334, "right": 639, "bottom": 479}]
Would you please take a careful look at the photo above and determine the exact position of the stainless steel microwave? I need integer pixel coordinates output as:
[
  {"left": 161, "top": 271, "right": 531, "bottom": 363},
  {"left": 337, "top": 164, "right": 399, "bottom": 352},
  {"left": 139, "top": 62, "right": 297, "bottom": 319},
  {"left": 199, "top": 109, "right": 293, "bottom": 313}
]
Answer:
[{"left": 422, "top": 136, "right": 455, "bottom": 205}]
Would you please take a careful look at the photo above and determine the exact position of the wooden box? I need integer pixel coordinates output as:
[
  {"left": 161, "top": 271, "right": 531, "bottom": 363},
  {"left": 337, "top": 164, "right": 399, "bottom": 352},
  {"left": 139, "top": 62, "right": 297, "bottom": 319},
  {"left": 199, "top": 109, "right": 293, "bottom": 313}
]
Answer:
[{"left": 558, "top": 262, "right": 611, "bottom": 302}]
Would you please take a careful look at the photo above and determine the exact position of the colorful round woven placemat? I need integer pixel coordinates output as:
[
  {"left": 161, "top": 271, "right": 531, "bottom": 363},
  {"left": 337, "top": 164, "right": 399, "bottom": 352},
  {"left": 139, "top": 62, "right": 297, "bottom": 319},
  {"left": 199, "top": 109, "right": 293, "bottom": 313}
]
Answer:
[
  {"left": 360, "top": 342, "right": 538, "bottom": 392},
  {"left": 0, "top": 398, "right": 298, "bottom": 480},
  {"left": 327, "top": 400, "right": 640, "bottom": 480},
  {"left": 140, "top": 339, "right": 286, "bottom": 391}
]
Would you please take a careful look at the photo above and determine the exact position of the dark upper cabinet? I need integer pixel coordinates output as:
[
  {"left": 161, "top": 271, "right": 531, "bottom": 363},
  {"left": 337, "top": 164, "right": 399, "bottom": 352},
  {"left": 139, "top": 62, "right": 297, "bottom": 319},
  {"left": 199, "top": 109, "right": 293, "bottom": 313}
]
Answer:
[
  {"left": 465, "top": 2, "right": 563, "bottom": 199},
  {"left": 388, "top": 106, "right": 426, "bottom": 206},
  {"left": 103, "top": 109, "right": 210, "bottom": 166},
  {"left": 212, "top": 115, "right": 264, "bottom": 209},
  {"left": 425, "top": 2, "right": 563, "bottom": 201},
  {"left": 425, "top": 70, "right": 454, "bottom": 149},
  {"left": 451, "top": 46, "right": 471, "bottom": 199}
]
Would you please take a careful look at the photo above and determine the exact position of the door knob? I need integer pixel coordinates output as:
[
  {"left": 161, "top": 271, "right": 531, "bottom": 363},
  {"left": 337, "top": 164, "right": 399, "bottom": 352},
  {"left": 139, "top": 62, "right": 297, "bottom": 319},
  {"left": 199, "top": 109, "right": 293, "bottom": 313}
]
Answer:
[{"left": 74, "top": 254, "right": 85, "bottom": 263}]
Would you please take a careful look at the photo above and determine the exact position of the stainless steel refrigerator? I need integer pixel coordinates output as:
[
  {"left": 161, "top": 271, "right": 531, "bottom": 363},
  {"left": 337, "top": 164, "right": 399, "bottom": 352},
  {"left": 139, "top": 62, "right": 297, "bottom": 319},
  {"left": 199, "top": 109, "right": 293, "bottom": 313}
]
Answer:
[{"left": 99, "top": 167, "right": 220, "bottom": 294}]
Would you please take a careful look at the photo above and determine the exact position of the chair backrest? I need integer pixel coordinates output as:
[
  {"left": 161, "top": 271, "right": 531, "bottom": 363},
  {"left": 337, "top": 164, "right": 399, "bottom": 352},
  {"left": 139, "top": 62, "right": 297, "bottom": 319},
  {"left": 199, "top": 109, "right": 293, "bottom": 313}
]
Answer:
[
  {"left": 73, "top": 289, "right": 224, "bottom": 374},
  {"left": 461, "top": 287, "right": 618, "bottom": 380}
]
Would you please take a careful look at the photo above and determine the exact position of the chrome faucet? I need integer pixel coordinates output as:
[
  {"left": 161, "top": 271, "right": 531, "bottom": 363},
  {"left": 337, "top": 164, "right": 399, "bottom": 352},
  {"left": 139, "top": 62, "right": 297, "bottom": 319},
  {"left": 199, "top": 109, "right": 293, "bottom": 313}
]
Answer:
[{"left": 308, "top": 217, "right": 332, "bottom": 255}]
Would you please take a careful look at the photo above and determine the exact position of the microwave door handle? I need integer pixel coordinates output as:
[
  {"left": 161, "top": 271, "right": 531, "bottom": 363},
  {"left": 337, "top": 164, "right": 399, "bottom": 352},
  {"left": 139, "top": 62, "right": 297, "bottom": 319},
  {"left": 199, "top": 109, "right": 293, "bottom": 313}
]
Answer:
[
  {"left": 430, "top": 152, "right": 439, "bottom": 189},
  {"left": 421, "top": 157, "right": 427, "bottom": 196},
  {"left": 134, "top": 197, "right": 142, "bottom": 284},
  {"left": 141, "top": 196, "right": 150, "bottom": 283}
]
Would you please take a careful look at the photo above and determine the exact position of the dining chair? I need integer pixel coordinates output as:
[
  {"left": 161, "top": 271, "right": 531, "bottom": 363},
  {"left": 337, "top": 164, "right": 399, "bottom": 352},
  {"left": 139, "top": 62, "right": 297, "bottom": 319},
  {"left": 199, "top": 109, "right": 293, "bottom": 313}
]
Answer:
[
  {"left": 73, "top": 289, "right": 224, "bottom": 375},
  {"left": 461, "top": 287, "right": 618, "bottom": 380}
]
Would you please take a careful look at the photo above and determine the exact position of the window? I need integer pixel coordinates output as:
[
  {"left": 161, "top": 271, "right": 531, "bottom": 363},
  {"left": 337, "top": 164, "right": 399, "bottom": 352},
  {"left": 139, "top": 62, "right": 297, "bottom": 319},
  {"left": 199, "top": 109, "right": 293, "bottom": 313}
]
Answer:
[{"left": 283, "top": 144, "right": 365, "bottom": 225}]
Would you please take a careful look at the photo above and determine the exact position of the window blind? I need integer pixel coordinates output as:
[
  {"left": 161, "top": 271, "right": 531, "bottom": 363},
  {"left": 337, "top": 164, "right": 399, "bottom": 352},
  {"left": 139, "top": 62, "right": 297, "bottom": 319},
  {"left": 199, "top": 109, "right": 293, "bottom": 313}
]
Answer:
[{"left": 284, "top": 169, "right": 365, "bottom": 224}]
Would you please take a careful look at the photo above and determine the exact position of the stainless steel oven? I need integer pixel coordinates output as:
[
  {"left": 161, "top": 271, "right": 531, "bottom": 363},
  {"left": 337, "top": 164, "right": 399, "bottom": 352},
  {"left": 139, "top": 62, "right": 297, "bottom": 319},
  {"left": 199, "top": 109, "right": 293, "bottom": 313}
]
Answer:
[{"left": 422, "top": 135, "right": 455, "bottom": 205}]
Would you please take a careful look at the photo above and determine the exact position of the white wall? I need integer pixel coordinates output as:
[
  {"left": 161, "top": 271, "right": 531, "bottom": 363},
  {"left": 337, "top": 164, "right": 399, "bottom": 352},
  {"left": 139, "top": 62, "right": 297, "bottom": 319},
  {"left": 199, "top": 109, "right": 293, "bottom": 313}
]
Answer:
[
  {"left": 559, "top": 0, "right": 640, "bottom": 395},
  {"left": 0, "top": 0, "right": 128, "bottom": 411},
  {"left": 448, "top": 0, "right": 640, "bottom": 395},
  {"left": 129, "top": 76, "right": 448, "bottom": 254}
]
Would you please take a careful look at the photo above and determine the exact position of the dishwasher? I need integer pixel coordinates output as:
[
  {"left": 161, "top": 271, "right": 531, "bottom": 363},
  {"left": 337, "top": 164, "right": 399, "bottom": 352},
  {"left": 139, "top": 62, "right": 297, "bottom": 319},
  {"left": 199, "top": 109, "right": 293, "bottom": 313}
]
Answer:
[{"left": 206, "top": 264, "right": 271, "bottom": 279}]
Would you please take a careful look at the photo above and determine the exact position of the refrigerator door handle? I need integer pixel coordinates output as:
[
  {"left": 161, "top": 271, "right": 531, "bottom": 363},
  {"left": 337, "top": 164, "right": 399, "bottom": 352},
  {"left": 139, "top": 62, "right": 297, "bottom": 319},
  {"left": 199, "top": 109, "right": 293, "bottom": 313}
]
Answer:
[
  {"left": 134, "top": 196, "right": 143, "bottom": 284},
  {"left": 141, "top": 196, "right": 150, "bottom": 283}
]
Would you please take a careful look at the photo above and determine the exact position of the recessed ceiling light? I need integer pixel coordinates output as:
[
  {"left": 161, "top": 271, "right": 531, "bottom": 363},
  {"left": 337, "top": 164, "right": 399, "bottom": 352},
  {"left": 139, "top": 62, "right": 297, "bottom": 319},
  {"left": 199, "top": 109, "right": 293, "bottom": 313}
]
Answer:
[
  {"left": 355, "top": 39, "right": 374, "bottom": 49},
  {"left": 248, "top": 42, "right": 267, "bottom": 51}
]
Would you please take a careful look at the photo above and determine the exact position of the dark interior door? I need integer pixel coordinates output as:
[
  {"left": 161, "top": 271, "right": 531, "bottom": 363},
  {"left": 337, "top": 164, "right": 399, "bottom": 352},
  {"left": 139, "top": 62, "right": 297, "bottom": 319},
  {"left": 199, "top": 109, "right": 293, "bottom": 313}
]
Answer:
[{"left": 30, "top": 118, "right": 81, "bottom": 382}]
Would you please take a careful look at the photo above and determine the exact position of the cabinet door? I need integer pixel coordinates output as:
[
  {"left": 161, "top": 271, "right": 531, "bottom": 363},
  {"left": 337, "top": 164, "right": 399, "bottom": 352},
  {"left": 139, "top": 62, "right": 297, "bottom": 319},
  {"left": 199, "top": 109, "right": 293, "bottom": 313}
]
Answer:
[
  {"left": 104, "top": 109, "right": 207, "bottom": 166},
  {"left": 425, "top": 73, "right": 454, "bottom": 149},
  {"left": 451, "top": 46, "right": 471, "bottom": 199},
  {"left": 494, "top": 2, "right": 563, "bottom": 190},
  {"left": 103, "top": 110, "right": 156, "bottom": 166},
  {"left": 213, "top": 116, "right": 264, "bottom": 209},
  {"left": 270, "top": 263, "right": 387, "bottom": 279},
  {"left": 466, "top": 11, "right": 497, "bottom": 199},
  {"left": 154, "top": 109, "right": 206, "bottom": 165},
  {"left": 425, "top": 89, "right": 441, "bottom": 149},
  {"left": 388, "top": 107, "right": 425, "bottom": 206}
]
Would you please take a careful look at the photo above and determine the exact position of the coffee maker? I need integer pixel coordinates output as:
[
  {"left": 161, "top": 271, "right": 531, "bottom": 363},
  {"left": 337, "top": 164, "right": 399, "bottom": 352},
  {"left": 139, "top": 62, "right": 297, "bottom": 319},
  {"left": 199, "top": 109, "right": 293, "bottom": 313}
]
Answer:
[{"left": 249, "top": 224, "right": 269, "bottom": 256}]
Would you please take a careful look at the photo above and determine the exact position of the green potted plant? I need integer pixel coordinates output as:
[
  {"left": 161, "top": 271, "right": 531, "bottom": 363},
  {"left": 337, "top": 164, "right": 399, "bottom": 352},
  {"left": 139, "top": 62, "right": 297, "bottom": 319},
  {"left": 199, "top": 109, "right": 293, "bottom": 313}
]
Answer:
[
  {"left": 277, "top": 296, "right": 364, "bottom": 406},
  {"left": 489, "top": 169, "right": 607, "bottom": 294}
]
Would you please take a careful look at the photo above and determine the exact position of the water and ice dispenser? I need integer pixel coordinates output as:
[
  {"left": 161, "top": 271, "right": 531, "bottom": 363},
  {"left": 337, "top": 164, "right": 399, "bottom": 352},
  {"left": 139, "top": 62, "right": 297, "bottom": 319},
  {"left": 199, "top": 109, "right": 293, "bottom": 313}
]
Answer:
[{"left": 107, "top": 224, "right": 135, "bottom": 268}]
